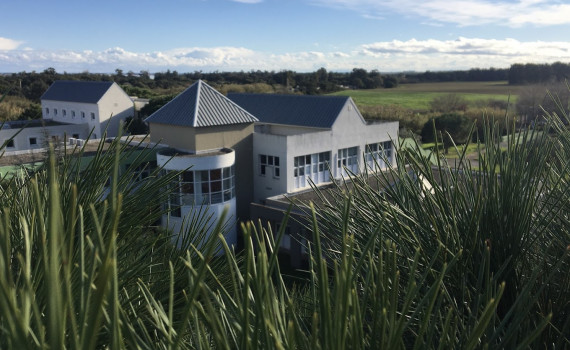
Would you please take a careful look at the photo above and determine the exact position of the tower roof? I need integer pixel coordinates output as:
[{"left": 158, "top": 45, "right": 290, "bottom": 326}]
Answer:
[{"left": 145, "top": 80, "right": 258, "bottom": 127}]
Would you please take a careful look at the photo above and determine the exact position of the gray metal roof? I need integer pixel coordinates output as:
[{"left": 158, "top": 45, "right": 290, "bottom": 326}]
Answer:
[
  {"left": 228, "top": 93, "right": 350, "bottom": 129},
  {"left": 145, "top": 80, "right": 258, "bottom": 127},
  {"left": 41, "top": 80, "right": 115, "bottom": 103}
]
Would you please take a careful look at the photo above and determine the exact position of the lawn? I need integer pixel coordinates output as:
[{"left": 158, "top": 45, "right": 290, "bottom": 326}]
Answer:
[{"left": 330, "top": 81, "right": 522, "bottom": 110}]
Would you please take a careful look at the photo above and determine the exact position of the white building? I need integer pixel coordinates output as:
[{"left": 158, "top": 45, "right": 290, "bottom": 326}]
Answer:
[
  {"left": 145, "top": 80, "right": 399, "bottom": 255},
  {"left": 228, "top": 93, "right": 399, "bottom": 203},
  {"left": 41, "top": 80, "right": 134, "bottom": 139},
  {"left": 145, "top": 80, "right": 258, "bottom": 248},
  {"left": 0, "top": 119, "right": 90, "bottom": 154}
]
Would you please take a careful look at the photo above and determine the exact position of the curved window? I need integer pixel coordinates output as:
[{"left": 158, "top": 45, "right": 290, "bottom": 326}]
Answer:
[{"left": 166, "top": 165, "right": 235, "bottom": 206}]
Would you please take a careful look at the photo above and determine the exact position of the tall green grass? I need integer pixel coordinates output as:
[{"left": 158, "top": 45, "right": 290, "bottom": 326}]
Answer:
[{"left": 0, "top": 103, "right": 568, "bottom": 348}]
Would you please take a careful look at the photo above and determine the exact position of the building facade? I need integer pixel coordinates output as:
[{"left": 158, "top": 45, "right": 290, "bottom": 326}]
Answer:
[
  {"left": 228, "top": 93, "right": 399, "bottom": 203},
  {"left": 146, "top": 81, "right": 398, "bottom": 258},
  {"left": 145, "top": 80, "right": 258, "bottom": 247},
  {"left": 41, "top": 80, "right": 134, "bottom": 139}
]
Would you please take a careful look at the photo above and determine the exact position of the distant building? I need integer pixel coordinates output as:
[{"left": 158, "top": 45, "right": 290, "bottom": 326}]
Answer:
[
  {"left": 41, "top": 80, "right": 134, "bottom": 139},
  {"left": 0, "top": 119, "right": 90, "bottom": 154}
]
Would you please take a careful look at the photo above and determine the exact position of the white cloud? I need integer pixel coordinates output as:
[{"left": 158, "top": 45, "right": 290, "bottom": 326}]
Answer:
[
  {"left": 309, "top": 0, "right": 570, "bottom": 27},
  {"left": 0, "top": 37, "right": 24, "bottom": 50},
  {"left": 0, "top": 38, "right": 569, "bottom": 73}
]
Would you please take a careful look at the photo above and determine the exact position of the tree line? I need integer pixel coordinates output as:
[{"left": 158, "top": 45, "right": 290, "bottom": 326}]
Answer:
[{"left": 3, "top": 62, "right": 567, "bottom": 104}]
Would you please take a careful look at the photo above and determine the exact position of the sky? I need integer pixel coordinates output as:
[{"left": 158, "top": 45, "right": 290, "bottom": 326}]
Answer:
[{"left": 1, "top": 0, "right": 570, "bottom": 73}]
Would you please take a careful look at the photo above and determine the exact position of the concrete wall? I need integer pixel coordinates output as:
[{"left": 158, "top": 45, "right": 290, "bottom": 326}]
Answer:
[
  {"left": 98, "top": 83, "right": 135, "bottom": 138},
  {"left": 149, "top": 122, "right": 255, "bottom": 221},
  {"left": 149, "top": 123, "right": 197, "bottom": 151},
  {"left": 252, "top": 132, "right": 289, "bottom": 203},
  {"left": 42, "top": 100, "right": 100, "bottom": 136},
  {"left": 0, "top": 122, "right": 90, "bottom": 153},
  {"left": 254, "top": 99, "right": 399, "bottom": 198}
]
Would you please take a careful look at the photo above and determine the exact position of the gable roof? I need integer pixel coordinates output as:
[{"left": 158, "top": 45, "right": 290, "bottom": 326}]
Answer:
[
  {"left": 145, "top": 80, "right": 258, "bottom": 127},
  {"left": 228, "top": 93, "right": 350, "bottom": 129},
  {"left": 41, "top": 80, "right": 116, "bottom": 104}
]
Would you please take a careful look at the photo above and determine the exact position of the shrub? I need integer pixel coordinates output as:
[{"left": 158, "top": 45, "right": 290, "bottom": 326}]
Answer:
[
  {"left": 430, "top": 93, "right": 468, "bottom": 113},
  {"left": 421, "top": 113, "right": 472, "bottom": 147}
]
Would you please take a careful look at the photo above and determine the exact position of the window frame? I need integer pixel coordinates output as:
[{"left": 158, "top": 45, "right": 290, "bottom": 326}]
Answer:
[{"left": 259, "top": 154, "right": 280, "bottom": 178}]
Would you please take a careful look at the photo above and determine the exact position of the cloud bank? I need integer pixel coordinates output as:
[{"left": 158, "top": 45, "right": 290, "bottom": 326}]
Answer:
[
  {"left": 310, "top": 0, "right": 570, "bottom": 27},
  {"left": 1, "top": 37, "right": 569, "bottom": 73}
]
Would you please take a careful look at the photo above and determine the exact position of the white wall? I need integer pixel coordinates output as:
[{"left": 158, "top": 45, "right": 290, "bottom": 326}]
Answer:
[
  {"left": 253, "top": 99, "right": 399, "bottom": 198},
  {"left": 98, "top": 83, "right": 135, "bottom": 138},
  {"left": 252, "top": 132, "right": 288, "bottom": 203},
  {"left": 42, "top": 100, "right": 100, "bottom": 137},
  {"left": 0, "top": 123, "right": 90, "bottom": 153},
  {"left": 157, "top": 148, "right": 238, "bottom": 251}
]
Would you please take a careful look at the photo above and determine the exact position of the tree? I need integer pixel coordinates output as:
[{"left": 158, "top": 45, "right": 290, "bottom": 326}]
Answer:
[
  {"left": 383, "top": 76, "right": 398, "bottom": 89},
  {"left": 18, "top": 103, "right": 42, "bottom": 120},
  {"left": 421, "top": 113, "right": 472, "bottom": 149}
]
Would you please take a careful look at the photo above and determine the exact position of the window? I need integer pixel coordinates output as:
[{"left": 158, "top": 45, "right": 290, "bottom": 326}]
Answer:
[
  {"left": 81, "top": 111, "right": 85, "bottom": 119},
  {"left": 72, "top": 133, "right": 79, "bottom": 139},
  {"left": 337, "top": 146, "right": 359, "bottom": 176},
  {"left": 45, "top": 108, "right": 49, "bottom": 115},
  {"left": 63, "top": 109, "right": 66, "bottom": 117},
  {"left": 29, "top": 137, "right": 37, "bottom": 146},
  {"left": 259, "top": 154, "right": 280, "bottom": 178},
  {"left": 6, "top": 139, "right": 15, "bottom": 148},
  {"left": 131, "top": 161, "right": 157, "bottom": 182},
  {"left": 365, "top": 141, "right": 392, "bottom": 170},
  {"left": 166, "top": 165, "right": 235, "bottom": 207},
  {"left": 90, "top": 112, "right": 95, "bottom": 120},
  {"left": 54, "top": 109, "right": 58, "bottom": 116},
  {"left": 71, "top": 111, "right": 76, "bottom": 118},
  {"left": 293, "top": 151, "right": 330, "bottom": 189}
]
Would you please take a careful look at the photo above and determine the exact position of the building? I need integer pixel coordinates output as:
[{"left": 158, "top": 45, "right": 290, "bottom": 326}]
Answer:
[
  {"left": 145, "top": 80, "right": 398, "bottom": 255},
  {"left": 2, "top": 79, "right": 398, "bottom": 263},
  {"left": 145, "top": 80, "right": 259, "bottom": 247},
  {"left": 228, "top": 93, "right": 399, "bottom": 203},
  {"left": 0, "top": 119, "right": 90, "bottom": 154},
  {"left": 41, "top": 80, "right": 134, "bottom": 139}
]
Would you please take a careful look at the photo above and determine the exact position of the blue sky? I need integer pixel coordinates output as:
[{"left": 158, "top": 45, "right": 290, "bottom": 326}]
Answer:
[{"left": 1, "top": 0, "right": 570, "bottom": 73}]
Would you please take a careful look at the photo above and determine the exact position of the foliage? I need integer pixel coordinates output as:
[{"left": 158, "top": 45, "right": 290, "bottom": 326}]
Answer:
[
  {"left": 124, "top": 116, "right": 149, "bottom": 134},
  {"left": 305, "top": 111, "right": 569, "bottom": 348},
  {"left": 359, "top": 104, "right": 429, "bottom": 135},
  {"left": 509, "top": 62, "right": 570, "bottom": 85},
  {"left": 421, "top": 113, "right": 472, "bottom": 147},
  {"left": 516, "top": 82, "right": 570, "bottom": 123},
  {"left": 0, "top": 96, "right": 37, "bottom": 121},
  {"left": 0, "top": 91, "right": 569, "bottom": 348},
  {"left": 430, "top": 93, "right": 468, "bottom": 113},
  {"left": 138, "top": 94, "right": 177, "bottom": 118},
  {"left": 18, "top": 103, "right": 42, "bottom": 120}
]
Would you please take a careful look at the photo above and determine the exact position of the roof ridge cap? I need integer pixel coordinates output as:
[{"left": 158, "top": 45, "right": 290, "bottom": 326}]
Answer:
[{"left": 193, "top": 80, "right": 202, "bottom": 127}]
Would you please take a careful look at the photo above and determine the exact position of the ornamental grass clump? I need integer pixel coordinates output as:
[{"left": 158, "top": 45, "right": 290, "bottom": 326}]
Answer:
[{"left": 0, "top": 91, "right": 568, "bottom": 348}]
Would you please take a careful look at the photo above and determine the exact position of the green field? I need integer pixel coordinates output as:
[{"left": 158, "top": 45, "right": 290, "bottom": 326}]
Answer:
[{"left": 330, "top": 81, "right": 523, "bottom": 110}]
